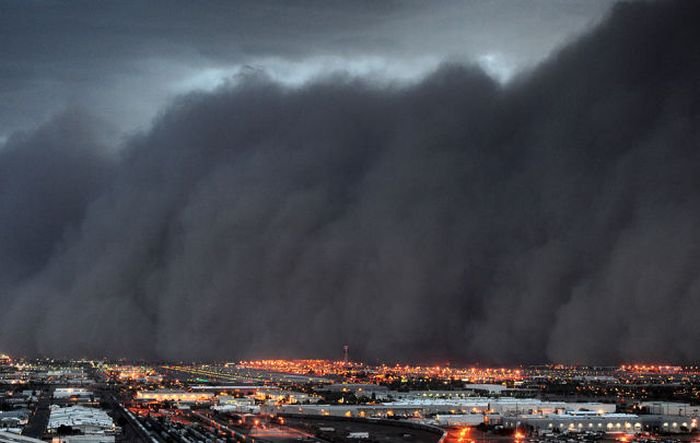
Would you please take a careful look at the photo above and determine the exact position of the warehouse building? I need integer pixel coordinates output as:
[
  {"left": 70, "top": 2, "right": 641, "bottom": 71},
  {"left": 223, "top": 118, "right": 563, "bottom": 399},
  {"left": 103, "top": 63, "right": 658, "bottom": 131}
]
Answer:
[
  {"left": 317, "top": 384, "right": 390, "bottom": 400},
  {"left": 504, "top": 411, "right": 698, "bottom": 434},
  {"left": 505, "top": 411, "right": 644, "bottom": 433},
  {"left": 47, "top": 405, "right": 116, "bottom": 436},
  {"left": 264, "top": 404, "right": 424, "bottom": 418},
  {"left": 0, "top": 432, "right": 45, "bottom": 443},
  {"left": 639, "top": 402, "right": 700, "bottom": 417},
  {"left": 135, "top": 390, "right": 214, "bottom": 403}
]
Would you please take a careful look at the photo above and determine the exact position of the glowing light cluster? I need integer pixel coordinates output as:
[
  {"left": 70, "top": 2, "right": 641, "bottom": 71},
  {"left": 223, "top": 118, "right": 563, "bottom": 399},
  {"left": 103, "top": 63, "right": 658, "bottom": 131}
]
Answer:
[
  {"left": 104, "top": 364, "right": 163, "bottom": 382},
  {"left": 371, "top": 364, "right": 522, "bottom": 384},
  {"left": 620, "top": 364, "right": 683, "bottom": 373},
  {"left": 237, "top": 359, "right": 523, "bottom": 385},
  {"left": 238, "top": 359, "right": 364, "bottom": 377}
]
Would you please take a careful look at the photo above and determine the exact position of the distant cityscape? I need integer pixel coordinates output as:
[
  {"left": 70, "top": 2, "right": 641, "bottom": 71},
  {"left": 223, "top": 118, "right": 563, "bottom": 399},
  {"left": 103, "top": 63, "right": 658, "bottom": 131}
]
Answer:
[{"left": 2, "top": 352, "right": 700, "bottom": 443}]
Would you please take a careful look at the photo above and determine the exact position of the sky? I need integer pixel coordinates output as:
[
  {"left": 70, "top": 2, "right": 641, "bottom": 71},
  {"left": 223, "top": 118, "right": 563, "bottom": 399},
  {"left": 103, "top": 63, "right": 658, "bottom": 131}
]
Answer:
[
  {"left": 0, "top": 0, "right": 613, "bottom": 141},
  {"left": 1, "top": 0, "right": 699, "bottom": 364}
]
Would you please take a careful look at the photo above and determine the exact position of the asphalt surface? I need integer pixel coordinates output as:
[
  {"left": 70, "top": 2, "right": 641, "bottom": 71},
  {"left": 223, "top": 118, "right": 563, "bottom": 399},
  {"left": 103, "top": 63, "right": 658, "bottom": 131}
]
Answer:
[
  {"left": 21, "top": 388, "right": 49, "bottom": 439},
  {"left": 284, "top": 417, "right": 443, "bottom": 443},
  {"left": 203, "top": 410, "right": 326, "bottom": 442}
]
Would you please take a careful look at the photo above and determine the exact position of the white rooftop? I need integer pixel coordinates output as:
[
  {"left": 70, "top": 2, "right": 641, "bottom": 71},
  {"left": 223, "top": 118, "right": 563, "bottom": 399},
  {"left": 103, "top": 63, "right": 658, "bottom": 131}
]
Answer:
[{"left": 48, "top": 405, "right": 114, "bottom": 432}]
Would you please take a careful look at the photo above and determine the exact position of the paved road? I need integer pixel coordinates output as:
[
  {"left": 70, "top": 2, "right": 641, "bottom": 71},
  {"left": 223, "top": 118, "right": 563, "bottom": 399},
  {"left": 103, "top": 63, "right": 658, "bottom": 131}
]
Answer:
[{"left": 21, "top": 389, "right": 49, "bottom": 439}]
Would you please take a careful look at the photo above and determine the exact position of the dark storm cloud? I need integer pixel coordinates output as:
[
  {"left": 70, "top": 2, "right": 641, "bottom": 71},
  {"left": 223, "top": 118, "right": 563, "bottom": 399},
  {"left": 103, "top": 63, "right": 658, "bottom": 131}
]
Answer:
[
  {"left": 0, "top": 110, "right": 115, "bottom": 289},
  {"left": 1, "top": 0, "right": 699, "bottom": 364},
  {"left": 0, "top": 0, "right": 612, "bottom": 137}
]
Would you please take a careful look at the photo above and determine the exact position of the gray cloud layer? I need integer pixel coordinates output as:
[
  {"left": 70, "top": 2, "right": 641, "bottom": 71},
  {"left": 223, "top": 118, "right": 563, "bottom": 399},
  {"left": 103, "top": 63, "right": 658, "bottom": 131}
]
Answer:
[
  {"left": 1, "top": 0, "right": 699, "bottom": 364},
  {"left": 0, "top": 0, "right": 611, "bottom": 138}
]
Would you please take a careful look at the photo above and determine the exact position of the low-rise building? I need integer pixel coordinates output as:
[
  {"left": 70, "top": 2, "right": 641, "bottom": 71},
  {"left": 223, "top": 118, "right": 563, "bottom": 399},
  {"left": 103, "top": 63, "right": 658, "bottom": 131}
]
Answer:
[
  {"left": 53, "top": 388, "right": 93, "bottom": 400},
  {"left": 212, "top": 396, "right": 260, "bottom": 413},
  {"left": 318, "top": 384, "right": 390, "bottom": 400},
  {"left": 640, "top": 402, "right": 700, "bottom": 417},
  {"left": 50, "top": 436, "right": 115, "bottom": 443},
  {"left": 507, "top": 412, "right": 646, "bottom": 434},
  {"left": 0, "top": 431, "right": 45, "bottom": 443},
  {"left": 135, "top": 390, "right": 214, "bottom": 404},
  {"left": 264, "top": 404, "right": 424, "bottom": 418},
  {"left": 434, "top": 414, "right": 490, "bottom": 426},
  {"left": 47, "top": 405, "right": 116, "bottom": 436},
  {"left": 254, "top": 390, "right": 321, "bottom": 404},
  {"left": 0, "top": 410, "right": 30, "bottom": 429}
]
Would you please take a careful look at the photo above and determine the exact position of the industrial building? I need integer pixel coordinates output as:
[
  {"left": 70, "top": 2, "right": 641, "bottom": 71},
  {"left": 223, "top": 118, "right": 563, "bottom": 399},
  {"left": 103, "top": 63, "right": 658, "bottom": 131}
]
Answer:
[
  {"left": 47, "top": 405, "right": 116, "bottom": 436},
  {"left": 639, "top": 401, "right": 700, "bottom": 416},
  {"left": 53, "top": 388, "right": 93, "bottom": 401},
  {"left": 212, "top": 396, "right": 259, "bottom": 413},
  {"left": 389, "top": 390, "right": 490, "bottom": 401},
  {"left": 434, "top": 413, "right": 499, "bottom": 426},
  {"left": 0, "top": 432, "right": 44, "bottom": 443},
  {"left": 265, "top": 397, "right": 620, "bottom": 424},
  {"left": 264, "top": 404, "right": 424, "bottom": 418},
  {"left": 317, "top": 384, "right": 390, "bottom": 400},
  {"left": 253, "top": 389, "right": 321, "bottom": 404},
  {"left": 0, "top": 410, "right": 29, "bottom": 430},
  {"left": 506, "top": 411, "right": 699, "bottom": 434},
  {"left": 506, "top": 411, "right": 643, "bottom": 433},
  {"left": 50, "top": 436, "right": 115, "bottom": 443},
  {"left": 386, "top": 397, "right": 615, "bottom": 416},
  {"left": 135, "top": 390, "right": 214, "bottom": 403}
]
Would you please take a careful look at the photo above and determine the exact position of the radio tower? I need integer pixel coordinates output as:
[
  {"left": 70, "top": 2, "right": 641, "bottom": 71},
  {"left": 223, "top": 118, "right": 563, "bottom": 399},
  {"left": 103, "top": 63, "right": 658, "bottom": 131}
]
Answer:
[{"left": 343, "top": 345, "right": 349, "bottom": 365}]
